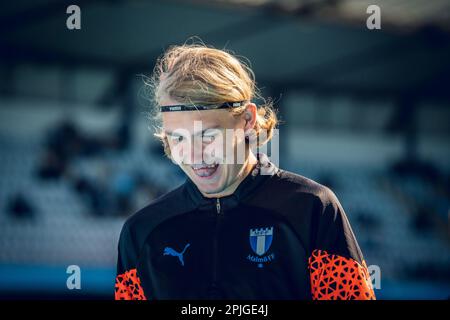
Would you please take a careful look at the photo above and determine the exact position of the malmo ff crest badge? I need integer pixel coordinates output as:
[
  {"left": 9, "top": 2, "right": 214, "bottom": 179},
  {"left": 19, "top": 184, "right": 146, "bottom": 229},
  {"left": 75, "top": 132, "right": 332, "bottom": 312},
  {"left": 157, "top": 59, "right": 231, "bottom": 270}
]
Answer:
[{"left": 247, "top": 227, "right": 275, "bottom": 268}]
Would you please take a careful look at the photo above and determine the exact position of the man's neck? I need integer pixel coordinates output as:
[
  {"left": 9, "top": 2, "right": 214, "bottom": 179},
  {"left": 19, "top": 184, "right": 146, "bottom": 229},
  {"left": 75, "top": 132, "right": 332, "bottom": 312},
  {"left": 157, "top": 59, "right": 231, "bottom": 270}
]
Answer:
[{"left": 201, "top": 152, "right": 258, "bottom": 199}]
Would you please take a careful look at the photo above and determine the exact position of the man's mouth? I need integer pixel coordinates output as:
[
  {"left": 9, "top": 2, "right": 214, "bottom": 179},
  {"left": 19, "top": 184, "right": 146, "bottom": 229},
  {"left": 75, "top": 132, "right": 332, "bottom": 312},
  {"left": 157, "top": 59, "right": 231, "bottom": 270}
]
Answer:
[{"left": 191, "top": 163, "right": 219, "bottom": 178}]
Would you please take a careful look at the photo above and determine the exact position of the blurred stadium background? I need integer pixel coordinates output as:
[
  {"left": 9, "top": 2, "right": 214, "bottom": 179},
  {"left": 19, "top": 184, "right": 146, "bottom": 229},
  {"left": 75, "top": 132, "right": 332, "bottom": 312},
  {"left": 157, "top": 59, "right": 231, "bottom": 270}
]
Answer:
[{"left": 0, "top": 0, "right": 449, "bottom": 299}]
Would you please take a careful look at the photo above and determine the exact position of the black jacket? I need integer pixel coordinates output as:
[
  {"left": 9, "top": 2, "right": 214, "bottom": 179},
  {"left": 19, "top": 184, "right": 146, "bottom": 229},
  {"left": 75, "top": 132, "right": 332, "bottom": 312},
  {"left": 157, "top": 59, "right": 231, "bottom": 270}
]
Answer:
[{"left": 115, "top": 163, "right": 375, "bottom": 300}]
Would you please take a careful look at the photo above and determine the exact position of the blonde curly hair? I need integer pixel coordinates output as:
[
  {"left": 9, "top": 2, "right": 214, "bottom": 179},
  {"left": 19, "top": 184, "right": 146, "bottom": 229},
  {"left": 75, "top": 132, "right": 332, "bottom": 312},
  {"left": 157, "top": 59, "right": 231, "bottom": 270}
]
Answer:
[{"left": 143, "top": 40, "right": 278, "bottom": 157}]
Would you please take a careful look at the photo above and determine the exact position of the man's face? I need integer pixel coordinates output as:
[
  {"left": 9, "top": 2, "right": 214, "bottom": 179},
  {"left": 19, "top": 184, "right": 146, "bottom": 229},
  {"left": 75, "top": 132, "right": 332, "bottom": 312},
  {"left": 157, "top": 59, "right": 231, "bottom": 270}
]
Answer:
[{"left": 161, "top": 97, "right": 249, "bottom": 195}]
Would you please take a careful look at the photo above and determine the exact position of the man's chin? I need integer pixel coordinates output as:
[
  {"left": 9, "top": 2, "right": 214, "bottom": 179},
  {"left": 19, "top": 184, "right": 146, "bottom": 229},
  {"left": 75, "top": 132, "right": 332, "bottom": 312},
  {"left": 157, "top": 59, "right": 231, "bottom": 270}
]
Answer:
[
  {"left": 195, "top": 180, "right": 222, "bottom": 194},
  {"left": 190, "top": 176, "right": 223, "bottom": 195}
]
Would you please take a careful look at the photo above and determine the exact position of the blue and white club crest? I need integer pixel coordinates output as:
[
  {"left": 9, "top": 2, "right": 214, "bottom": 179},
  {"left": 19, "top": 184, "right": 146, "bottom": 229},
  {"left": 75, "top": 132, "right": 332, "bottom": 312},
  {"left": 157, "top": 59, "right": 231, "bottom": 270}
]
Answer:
[{"left": 249, "top": 227, "right": 273, "bottom": 256}]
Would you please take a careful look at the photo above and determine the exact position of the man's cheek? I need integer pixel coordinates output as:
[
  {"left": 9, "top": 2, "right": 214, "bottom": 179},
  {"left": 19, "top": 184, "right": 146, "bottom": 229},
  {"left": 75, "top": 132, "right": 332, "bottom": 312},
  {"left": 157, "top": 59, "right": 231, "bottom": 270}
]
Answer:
[
  {"left": 203, "top": 140, "right": 224, "bottom": 164},
  {"left": 234, "top": 137, "right": 247, "bottom": 165},
  {"left": 169, "top": 143, "right": 189, "bottom": 165},
  {"left": 224, "top": 132, "right": 243, "bottom": 165}
]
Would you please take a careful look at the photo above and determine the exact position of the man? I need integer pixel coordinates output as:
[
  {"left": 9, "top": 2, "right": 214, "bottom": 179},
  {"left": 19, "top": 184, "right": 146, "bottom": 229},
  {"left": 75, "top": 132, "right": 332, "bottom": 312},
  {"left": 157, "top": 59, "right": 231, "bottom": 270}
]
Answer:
[{"left": 115, "top": 43, "right": 375, "bottom": 300}]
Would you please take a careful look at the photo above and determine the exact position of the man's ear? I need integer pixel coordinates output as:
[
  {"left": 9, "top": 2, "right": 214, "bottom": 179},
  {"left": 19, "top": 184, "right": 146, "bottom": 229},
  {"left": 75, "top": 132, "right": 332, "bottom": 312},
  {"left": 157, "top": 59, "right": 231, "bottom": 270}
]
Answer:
[
  {"left": 162, "top": 135, "right": 173, "bottom": 160},
  {"left": 243, "top": 103, "right": 257, "bottom": 132}
]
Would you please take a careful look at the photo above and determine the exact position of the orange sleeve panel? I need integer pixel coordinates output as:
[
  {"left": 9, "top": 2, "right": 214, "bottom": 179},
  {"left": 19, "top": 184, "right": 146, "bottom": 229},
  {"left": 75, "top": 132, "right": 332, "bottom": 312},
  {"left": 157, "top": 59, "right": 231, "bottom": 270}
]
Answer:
[
  {"left": 114, "top": 268, "right": 147, "bottom": 300},
  {"left": 308, "top": 249, "right": 376, "bottom": 300}
]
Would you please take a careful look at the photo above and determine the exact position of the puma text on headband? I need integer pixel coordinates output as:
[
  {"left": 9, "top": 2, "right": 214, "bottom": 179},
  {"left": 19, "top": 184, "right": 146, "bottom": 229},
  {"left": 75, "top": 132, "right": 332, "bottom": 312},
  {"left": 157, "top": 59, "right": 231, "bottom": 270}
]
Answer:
[{"left": 160, "top": 101, "right": 248, "bottom": 112}]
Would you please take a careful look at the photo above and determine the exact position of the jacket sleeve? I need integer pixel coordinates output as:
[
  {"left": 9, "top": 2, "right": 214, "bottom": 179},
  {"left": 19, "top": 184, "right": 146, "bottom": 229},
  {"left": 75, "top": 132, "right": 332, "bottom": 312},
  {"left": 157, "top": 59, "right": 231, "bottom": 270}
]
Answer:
[
  {"left": 115, "top": 221, "right": 147, "bottom": 300},
  {"left": 308, "top": 188, "right": 376, "bottom": 300}
]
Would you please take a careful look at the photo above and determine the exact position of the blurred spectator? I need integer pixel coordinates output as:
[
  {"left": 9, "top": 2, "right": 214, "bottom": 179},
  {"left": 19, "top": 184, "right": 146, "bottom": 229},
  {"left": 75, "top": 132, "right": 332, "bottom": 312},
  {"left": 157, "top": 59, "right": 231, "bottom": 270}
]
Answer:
[
  {"left": 109, "top": 119, "right": 131, "bottom": 151},
  {"left": 411, "top": 206, "right": 435, "bottom": 235},
  {"left": 112, "top": 171, "right": 136, "bottom": 216},
  {"left": 355, "top": 210, "right": 381, "bottom": 232},
  {"left": 72, "top": 176, "right": 108, "bottom": 217},
  {"left": 6, "top": 192, "right": 36, "bottom": 220},
  {"left": 133, "top": 174, "right": 166, "bottom": 212},
  {"left": 36, "top": 148, "right": 67, "bottom": 180}
]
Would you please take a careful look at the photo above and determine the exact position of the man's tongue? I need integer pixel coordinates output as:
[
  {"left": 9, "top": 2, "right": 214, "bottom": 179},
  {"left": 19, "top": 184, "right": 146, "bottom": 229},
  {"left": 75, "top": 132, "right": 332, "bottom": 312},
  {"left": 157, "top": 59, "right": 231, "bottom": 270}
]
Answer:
[{"left": 193, "top": 165, "right": 218, "bottom": 177}]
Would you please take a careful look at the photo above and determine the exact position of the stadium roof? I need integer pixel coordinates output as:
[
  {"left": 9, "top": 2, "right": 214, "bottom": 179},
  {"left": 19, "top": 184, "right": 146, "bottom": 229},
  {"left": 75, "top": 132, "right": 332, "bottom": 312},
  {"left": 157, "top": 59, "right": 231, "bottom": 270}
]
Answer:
[{"left": 1, "top": 0, "right": 449, "bottom": 102}]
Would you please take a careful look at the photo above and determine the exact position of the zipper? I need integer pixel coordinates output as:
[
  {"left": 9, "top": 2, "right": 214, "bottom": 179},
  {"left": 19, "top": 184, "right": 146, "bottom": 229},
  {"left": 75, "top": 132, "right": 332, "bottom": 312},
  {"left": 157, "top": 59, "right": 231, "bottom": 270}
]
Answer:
[
  {"left": 216, "top": 198, "right": 221, "bottom": 214},
  {"left": 210, "top": 197, "right": 222, "bottom": 297}
]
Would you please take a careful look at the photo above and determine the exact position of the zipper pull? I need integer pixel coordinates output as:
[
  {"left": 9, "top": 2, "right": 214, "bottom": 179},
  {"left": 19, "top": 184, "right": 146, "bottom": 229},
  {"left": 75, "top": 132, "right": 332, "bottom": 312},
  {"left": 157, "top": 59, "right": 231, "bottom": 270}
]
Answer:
[{"left": 216, "top": 198, "right": 221, "bottom": 214}]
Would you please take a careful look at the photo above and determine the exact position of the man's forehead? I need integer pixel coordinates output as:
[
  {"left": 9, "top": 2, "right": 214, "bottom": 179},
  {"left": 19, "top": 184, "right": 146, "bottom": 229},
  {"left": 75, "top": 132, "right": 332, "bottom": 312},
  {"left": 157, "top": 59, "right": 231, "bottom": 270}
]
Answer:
[{"left": 162, "top": 109, "right": 232, "bottom": 133}]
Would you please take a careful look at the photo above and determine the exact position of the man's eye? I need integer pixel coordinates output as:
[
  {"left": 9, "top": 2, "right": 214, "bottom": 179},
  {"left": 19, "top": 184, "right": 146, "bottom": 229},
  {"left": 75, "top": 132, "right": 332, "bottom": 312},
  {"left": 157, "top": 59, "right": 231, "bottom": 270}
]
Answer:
[
  {"left": 202, "top": 135, "right": 215, "bottom": 143},
  {"left": 171, "top": 136, "right": 184, "bottom": 144}
]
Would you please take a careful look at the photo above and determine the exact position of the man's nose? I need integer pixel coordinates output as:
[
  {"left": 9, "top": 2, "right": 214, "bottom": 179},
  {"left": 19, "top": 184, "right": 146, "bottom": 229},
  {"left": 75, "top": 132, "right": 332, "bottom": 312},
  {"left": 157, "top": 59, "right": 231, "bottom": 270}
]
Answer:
[{"left": 190, "top": 139, "right": 204, "bottom": 164}]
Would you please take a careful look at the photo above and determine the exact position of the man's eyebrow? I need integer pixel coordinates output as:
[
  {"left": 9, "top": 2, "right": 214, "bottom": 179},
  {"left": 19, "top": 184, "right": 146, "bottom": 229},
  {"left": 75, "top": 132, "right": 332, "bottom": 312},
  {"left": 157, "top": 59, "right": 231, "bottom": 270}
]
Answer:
[
  {"left": 198, "top": 125, "right": 221, "bottom": 135},
  {"left": 165, "top": 125, "right": 221, "bottom": 137}
]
